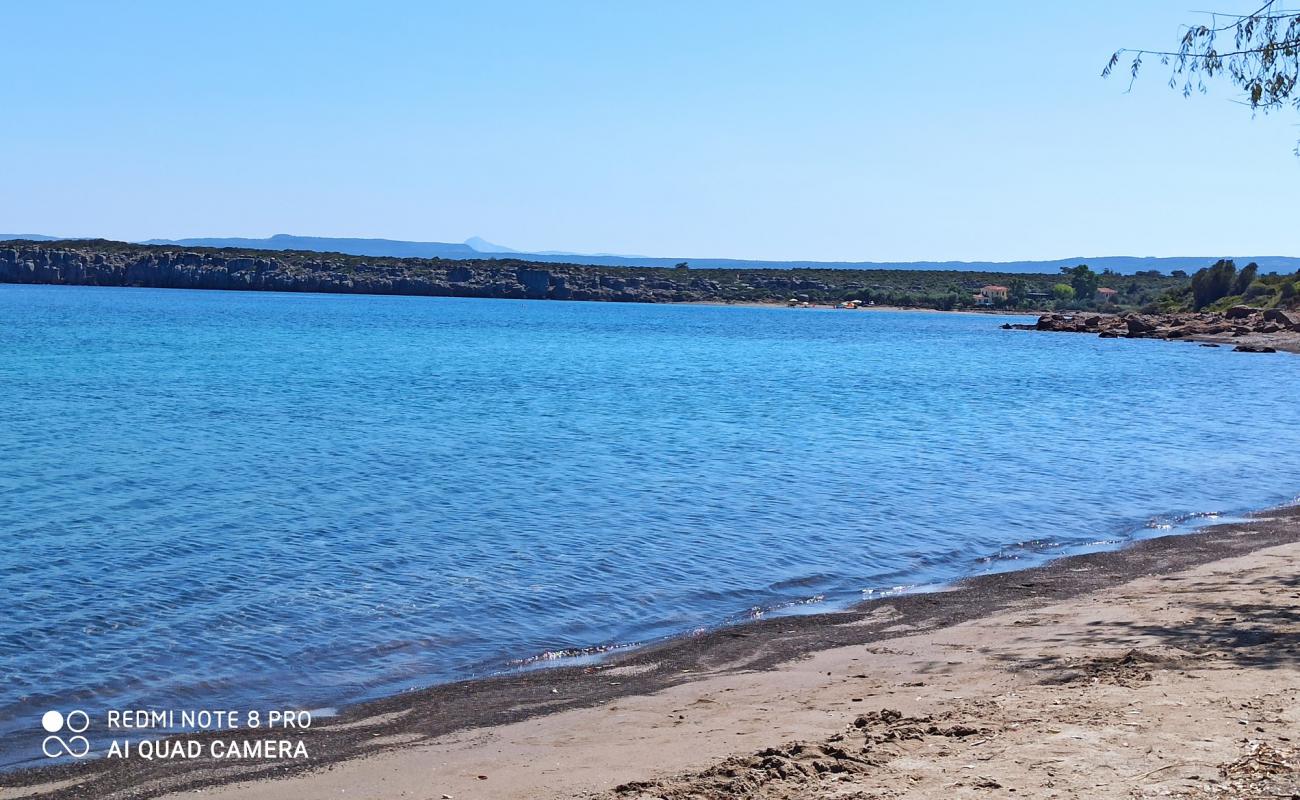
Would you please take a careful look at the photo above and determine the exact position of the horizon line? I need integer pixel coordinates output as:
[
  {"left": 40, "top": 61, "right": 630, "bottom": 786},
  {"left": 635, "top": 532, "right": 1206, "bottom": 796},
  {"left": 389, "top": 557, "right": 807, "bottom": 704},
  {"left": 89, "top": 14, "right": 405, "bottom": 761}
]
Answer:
[{"left": 2, "top": 233, "right": 1297, "bottom": 267}]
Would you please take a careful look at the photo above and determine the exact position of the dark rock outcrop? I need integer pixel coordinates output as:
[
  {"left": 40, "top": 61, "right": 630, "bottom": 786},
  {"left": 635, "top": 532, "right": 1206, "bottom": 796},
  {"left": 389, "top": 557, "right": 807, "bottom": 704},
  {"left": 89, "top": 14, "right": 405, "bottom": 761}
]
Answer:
[
  {"left": 1125, "top": 316, "right": 1159, "bottom": 335},
  {"left": 1026, "top": 309, "right": 1299, "bottom": 353},
  {"left": 1263, "top": 308, "right": 1295, "bottom": 326}
]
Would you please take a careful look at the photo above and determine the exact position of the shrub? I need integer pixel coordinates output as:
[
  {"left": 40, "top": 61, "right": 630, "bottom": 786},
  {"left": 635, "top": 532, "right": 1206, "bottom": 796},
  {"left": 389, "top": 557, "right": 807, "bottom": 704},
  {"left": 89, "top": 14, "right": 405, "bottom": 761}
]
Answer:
[
  {"left": 1061, "top": 265, "right": 1099, "bottom": 300},
  {"left": 1233, "top": 262, "right": 1259, "bottom": 295},
  {"left": 1243, "top": 280, "right": 1275, "bottom": 301},
  {"left": 1191, "top": 259, "right": 1237, "bottom": 309}
]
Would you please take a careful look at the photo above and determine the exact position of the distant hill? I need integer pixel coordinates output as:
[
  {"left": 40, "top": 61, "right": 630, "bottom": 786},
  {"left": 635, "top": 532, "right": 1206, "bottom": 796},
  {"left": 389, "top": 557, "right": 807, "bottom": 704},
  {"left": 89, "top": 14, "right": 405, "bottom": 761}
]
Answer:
[
  {"left": 138, "top": 233, "right": 482, "bottom": 260},
  {"left": 462, "top": 236, "right": 518, "bottom": 253},
  {"left": 7, "top": 232, "right": 1300, "bottom": 275}
]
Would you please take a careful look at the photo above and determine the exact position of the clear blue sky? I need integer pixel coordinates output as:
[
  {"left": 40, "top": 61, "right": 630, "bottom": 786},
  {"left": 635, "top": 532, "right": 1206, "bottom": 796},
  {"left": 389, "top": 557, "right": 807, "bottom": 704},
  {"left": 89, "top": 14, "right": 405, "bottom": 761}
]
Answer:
[{"left": 2, "top": 1, "right": 1297, "bottom": 261}]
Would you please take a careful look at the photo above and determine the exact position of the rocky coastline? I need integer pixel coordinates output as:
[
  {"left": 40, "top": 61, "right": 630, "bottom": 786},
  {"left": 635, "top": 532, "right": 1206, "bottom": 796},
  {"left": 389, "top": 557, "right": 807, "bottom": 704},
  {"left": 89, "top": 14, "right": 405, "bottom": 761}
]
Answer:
[
  {"left": 1007, "top": 306, "right": 1300, "bottom": 353},
  {"left": 0, "top": 240, "right": 1189, "bottom": 311},
  {"left": 11, "top": 242, "right": 1297, "bottom": 353},
  {"left": 0, "top": 241, "right": 859, "bottom": 305}
]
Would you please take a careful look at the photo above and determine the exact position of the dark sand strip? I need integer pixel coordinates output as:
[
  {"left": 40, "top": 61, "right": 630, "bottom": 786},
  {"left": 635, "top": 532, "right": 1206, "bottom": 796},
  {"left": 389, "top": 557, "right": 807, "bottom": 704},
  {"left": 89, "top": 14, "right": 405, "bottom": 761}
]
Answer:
[{"left": 5, "top": 507, "right": 1300, "bottom": 799}]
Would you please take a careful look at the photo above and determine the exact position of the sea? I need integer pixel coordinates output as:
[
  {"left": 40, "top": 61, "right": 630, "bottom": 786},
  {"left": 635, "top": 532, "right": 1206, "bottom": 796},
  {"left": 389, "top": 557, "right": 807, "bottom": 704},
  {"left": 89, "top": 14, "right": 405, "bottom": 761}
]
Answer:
[{"left": 3, "top": 284, "right": 1299, "bottom": 768}]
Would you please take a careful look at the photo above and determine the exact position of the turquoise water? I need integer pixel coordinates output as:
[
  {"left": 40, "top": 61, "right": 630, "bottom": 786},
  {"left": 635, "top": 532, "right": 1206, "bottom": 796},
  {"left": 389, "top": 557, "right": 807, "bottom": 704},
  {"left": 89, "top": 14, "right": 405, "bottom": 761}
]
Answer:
[{"left": 3, "top": 284, "right": 1300, "bottom": 767}]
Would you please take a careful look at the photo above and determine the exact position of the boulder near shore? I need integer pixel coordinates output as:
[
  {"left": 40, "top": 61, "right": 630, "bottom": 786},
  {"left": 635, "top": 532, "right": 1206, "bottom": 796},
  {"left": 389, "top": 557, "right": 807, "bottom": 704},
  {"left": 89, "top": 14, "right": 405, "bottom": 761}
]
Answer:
[{"left": 1002, "top": 308, "right": 1299, "bottom": 353}]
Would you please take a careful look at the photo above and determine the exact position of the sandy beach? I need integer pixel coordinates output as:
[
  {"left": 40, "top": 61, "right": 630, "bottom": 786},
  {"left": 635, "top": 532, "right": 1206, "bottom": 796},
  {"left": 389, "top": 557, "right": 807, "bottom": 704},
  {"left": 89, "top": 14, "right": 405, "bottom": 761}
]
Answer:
[
  {"left": 10, "top": 4, "right": 1300, "bottom": 800},
  {"left": 6, "top": 508, "right": 1300, "bottom": 800}
]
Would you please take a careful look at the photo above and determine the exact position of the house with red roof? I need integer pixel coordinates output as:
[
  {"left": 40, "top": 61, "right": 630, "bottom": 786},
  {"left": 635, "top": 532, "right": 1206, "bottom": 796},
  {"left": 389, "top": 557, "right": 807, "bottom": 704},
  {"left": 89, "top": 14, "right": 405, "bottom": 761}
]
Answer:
[{"left": 974, "top": 285, "right": 1010, "bottom": 306}]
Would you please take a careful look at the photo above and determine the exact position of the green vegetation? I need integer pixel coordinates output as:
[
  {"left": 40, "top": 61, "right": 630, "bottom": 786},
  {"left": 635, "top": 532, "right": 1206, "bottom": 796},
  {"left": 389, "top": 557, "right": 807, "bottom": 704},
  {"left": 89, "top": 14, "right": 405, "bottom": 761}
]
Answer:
[
  {"left": 1191, "top": 260, "right": 1239, "bottom": 309},
  {"left": 0, "top": 239, "right": 1205, "bottom": 312},
  {"left": 1153, "top": 258, "right": 1300, "bottom": 313},
  {"left": 813, "top": 263, "right": 1181, "bottom": 311},
  {"left": 864, "top": 263, "right": 1184, "bottom": 312},
  {"left": 1061, "top": 264, "right": 1099, "bottom": 301}
]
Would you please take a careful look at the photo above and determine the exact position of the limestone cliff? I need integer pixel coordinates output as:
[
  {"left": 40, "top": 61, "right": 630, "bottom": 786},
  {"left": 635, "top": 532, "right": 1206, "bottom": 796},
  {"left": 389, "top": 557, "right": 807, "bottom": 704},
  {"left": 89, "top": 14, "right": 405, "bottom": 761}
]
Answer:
[{"left": 0, "top": 240, "right": 847, "bottom": 304}]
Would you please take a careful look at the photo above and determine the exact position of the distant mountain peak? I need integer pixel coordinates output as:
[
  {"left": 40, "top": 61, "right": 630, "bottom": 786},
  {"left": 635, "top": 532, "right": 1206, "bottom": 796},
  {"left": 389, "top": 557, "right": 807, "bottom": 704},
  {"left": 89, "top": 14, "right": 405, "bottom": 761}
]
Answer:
[{"left": 464, "top": 236, "right": 518, "bottom": 253}]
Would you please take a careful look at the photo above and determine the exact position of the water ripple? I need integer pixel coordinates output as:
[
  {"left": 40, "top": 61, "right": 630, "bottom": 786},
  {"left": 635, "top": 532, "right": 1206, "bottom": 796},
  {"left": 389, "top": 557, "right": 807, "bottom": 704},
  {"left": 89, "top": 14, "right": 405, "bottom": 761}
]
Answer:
[{"left": 3, "top": 286, "right": 1300, "bottom": 768}]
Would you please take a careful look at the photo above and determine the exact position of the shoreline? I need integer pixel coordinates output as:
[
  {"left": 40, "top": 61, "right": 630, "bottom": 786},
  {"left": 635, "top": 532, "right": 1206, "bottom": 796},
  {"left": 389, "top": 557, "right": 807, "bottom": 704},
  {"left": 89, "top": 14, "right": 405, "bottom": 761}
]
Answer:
[
  {"left": 2, "top": 280, "right": 1041, "bottom": 317},
  {"left": 8, "top": 503, "right": 1300, "bottom": 799},
  {"left": 684, "top": 299, "right": 1039, "bottom": 317},
  {"left": 1023, "top": 309, "right": 1300, "bottom": 354},
  {"left": 1, "top": 240, "right": 1153, "bottom": 314}
]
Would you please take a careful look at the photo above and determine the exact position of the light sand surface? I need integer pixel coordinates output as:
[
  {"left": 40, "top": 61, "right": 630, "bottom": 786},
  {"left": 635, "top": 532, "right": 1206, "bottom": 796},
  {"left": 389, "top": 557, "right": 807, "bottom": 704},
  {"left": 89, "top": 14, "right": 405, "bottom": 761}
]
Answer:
[{"left": 142, "top": 541, "right": 1300, "bottom": 800}]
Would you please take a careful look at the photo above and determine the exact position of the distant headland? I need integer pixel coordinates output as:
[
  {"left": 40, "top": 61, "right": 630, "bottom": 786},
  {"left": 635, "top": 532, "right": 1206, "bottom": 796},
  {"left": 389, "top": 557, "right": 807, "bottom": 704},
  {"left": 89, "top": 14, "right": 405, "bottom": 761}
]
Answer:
[
  {"left": 0, "top": 237, "right": 1205, "bottom": 310},
  {"left": 6, "top": 232, "right": 1300, "bottom": 276},
  {"left": 8, "top": 238, "right": 1300, "bottom": 324}
]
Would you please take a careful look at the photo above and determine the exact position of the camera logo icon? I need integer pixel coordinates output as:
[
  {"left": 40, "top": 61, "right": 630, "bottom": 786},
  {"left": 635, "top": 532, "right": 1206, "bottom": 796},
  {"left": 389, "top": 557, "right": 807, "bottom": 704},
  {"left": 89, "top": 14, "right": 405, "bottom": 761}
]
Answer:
[{"left": 41, "top": 710, "right": 90, "bottom": 758}]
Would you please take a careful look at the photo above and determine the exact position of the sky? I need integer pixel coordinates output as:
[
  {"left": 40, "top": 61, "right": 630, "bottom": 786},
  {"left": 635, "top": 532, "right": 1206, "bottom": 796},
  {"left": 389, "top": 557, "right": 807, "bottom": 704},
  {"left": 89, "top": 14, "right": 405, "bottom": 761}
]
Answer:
[{"left": 1, "top": 0, "right": 1297, "bottom": 262}]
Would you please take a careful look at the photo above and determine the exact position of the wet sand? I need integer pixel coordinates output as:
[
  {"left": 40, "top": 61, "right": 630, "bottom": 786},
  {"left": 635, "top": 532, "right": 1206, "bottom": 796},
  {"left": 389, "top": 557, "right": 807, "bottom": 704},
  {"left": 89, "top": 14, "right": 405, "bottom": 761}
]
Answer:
[{"left": 6, "top": 508, "right": 1300, "bottom": 799}]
